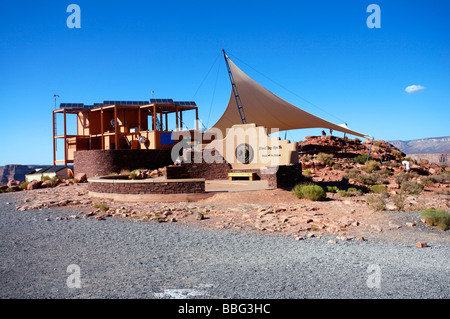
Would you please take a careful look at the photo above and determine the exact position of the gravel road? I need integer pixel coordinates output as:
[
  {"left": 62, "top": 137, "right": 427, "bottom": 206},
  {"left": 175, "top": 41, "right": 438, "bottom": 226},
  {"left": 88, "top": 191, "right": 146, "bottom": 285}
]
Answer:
[{"left": 0, "top": 192, "right": 448, "bottom": 299}]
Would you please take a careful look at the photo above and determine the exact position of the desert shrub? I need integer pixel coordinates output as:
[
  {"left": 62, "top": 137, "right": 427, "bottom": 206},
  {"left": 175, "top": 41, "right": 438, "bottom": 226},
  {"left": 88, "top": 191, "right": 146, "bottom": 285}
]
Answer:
[
  {"left": 391, "top": 192, "right": 406, "bottom": 211},
  {"left": 42, "top": 175, "right": 51, "bottom": 181},
  {"left": 337, "top": 187, "right": 362, "bottom": 197},
  {"left": 395, "top": 171, "right": 418, "bottom": 185},
  {"left": 371, "top": 184, "right": 387, "bottom": 194},
  {"left": 421, "top": 174, "right": 450, "bottom": 185},
  {"left": 364, "top": 160, "right": 381, "bottom": 172},
  {"left": 337, "top": 190, "right": 347, "bottom": 197},
  {"left": 365, "top": 193, "right": 388, "bottom": 211},
  {"left": 380, "top": 169, "right": 392, "bottom": 177},
  {"left": 332, "top": 163, "right": 342, "bottom": 170},
  {"left": 420, "top": 209, "right": 450, "bottom": 231},
  {"left": 354, "top": 154, "right": 369, "bottom": 164},
  {"left": 400, "top": 180, "right": 424, "bottom": 195},
  {"left": 93, "top": 202, "right": 109, "bottom": 212},
  {"left": 359, "top": 173, "right": 381, "bottom": 186},
  {"left": 326, "top": 186, "right": 340, "bottom": 193},
  {"left": 292, "top": 184, "right": 326, "bottom": 201},
  {"left": 129, "top": 172, "right": 137, "bottom": 179},
  {"left": 303, "top": 169, "right": 312, "bottom": 178},
  {"left": 301, "top": 155, "right": 312, "bottom": 163},
  {"left": 391, "top": 150, "right": 403, "bottom": 159},
  {"left": 20, "top": 181, "right": 29, "bottom": 190},
  {"left": 316, "top": 153, "right": 334, "bottom": 166}
]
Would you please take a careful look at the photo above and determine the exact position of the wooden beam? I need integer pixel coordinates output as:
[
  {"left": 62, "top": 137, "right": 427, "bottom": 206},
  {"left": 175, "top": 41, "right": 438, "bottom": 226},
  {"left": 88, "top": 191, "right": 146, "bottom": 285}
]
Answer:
[
  {"left": 114, "top": 106, "right": 118, "bottom": 149},
  {"left": 63, "top": 109, "right": 67, "bottom": 167}
]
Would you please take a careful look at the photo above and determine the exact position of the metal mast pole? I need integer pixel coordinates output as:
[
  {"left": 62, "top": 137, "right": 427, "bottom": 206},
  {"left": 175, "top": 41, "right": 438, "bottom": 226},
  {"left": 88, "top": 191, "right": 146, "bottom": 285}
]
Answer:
[{"left": 222, "top": 49, "right": 247, "bottom": 124}]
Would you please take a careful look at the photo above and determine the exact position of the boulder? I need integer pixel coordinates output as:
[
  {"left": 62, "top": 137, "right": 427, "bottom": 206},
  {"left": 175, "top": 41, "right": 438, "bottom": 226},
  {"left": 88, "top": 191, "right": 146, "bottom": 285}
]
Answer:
[
  {"left": 7, "top": 180, "right": 20, "bottom": 187},
  {"left": 75, "top": 173, "right": 87, "bottom": 183},
  {"left": 27, "top": 180, "right": 42, "bottom": 190}
]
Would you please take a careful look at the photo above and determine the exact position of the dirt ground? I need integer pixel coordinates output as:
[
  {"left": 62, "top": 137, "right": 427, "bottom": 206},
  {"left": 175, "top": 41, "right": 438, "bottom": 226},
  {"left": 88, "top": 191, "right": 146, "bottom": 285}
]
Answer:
[{"left": 12, "top": 181, "right": 450, "bottom": 245}]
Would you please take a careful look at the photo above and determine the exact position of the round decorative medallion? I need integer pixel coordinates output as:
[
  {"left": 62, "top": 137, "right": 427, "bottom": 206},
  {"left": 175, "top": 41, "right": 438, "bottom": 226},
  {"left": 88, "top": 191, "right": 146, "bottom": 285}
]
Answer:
[{"left": 235, "top": 143, "right": 254, "bottom": 164}]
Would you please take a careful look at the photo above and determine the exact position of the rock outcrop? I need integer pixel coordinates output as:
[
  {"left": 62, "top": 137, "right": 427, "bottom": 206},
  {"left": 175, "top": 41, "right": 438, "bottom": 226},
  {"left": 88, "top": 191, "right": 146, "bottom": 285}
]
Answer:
[{"left": 299, "top": 135, "right": 405, "bottom": 161}]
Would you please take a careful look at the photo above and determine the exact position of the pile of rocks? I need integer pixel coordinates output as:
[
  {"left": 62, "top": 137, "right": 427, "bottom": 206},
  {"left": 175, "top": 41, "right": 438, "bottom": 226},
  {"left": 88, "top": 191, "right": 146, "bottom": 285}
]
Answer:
[
  {"left": 129, "top": 168, "right": 163, "bottom": 179},
  {"left": 1, "top": 173, "right": 87, "bottom": 193},
  {"left": 299, "top": 135, "right": 405, "bottom": 161}
]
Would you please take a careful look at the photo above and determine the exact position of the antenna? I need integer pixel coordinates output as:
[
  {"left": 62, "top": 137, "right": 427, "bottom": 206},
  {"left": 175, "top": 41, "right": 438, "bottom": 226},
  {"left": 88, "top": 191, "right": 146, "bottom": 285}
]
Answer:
[
  {"left": 222, "top": 49, "right": 247, "bottom": 124},
  {"left": 53, "top": 94, "right": 60, "bottom": 110}
]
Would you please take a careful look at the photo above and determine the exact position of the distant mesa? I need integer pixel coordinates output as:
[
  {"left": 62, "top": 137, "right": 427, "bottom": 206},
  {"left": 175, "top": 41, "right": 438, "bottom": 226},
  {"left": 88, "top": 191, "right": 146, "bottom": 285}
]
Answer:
[
  {"left": 389, "top": 136, "right": 450, "bottom": 166},
  {"left": 0, "top": 165, "right": 51, "bottom": 184},
  {"left": 389, "top": 137, "right": 450, "bottom": 154}
]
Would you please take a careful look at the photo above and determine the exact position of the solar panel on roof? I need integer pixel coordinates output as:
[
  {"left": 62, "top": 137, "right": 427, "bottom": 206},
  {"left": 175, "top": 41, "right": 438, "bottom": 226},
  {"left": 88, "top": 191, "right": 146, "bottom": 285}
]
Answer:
[{"left": 150, "top": 98, "right": 174, "bottom": 104}]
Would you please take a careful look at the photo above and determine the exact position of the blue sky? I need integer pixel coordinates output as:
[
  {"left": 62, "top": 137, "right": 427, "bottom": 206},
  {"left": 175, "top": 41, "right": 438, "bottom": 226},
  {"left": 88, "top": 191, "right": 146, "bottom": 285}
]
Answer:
[{"left": 0, "top": 0, "right": 449, "bottom": 165}]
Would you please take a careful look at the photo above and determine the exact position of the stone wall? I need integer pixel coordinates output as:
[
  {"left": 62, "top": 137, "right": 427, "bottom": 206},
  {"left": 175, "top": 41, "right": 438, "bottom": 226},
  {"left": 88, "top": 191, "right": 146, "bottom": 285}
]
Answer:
[
  {"left": 166, "top": 162, "right": 303, "bottom": 189},
  {"left": 74, "top": 149, "right": 173, "bottom": 177},
  {"left": 88, "top": 178, "right": 205, "bottom": 194}
]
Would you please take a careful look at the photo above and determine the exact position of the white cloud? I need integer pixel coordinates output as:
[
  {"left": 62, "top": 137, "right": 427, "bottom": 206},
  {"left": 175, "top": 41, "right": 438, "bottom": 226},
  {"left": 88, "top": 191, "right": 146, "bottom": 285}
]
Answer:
[{"left": 405, "top": 85, "right": 425, "bottom": 93}]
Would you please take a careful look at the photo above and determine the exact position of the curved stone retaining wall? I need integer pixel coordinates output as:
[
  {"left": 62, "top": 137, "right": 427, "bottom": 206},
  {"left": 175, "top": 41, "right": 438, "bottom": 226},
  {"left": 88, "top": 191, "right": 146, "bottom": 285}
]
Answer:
[
  {"left": 74, "top": 149, "right": 173, "bottom": 178},
  {"left": 88, "top": 176, "right": 205, "bottom": 194}
]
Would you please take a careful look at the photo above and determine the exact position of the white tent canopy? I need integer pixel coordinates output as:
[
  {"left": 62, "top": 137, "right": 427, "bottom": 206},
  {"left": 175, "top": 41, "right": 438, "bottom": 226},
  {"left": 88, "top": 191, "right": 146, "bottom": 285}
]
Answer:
[{"left": 210, "top": 56, "right": 367, "bottom": 139}]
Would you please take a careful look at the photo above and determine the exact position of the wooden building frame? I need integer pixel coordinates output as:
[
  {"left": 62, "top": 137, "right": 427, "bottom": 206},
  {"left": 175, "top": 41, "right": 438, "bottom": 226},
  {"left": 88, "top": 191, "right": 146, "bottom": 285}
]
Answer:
[{"left": 53, "top": 101, "right": 199, "bottom": 167}]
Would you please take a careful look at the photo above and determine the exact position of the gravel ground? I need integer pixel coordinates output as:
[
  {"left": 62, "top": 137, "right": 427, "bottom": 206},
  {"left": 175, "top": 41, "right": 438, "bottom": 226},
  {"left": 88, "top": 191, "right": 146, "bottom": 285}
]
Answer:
[{"left": 0, "top": 192, "right": 449, "bottom": 299}]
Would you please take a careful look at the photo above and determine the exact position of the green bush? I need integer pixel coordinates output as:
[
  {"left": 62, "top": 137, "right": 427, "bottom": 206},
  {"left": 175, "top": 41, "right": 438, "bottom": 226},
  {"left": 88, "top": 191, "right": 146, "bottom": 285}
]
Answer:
[
  {"left": 371, "top": 184, "right": 387, "bottom": 194},
  {"left": 303, "top": 169, "right": 312, "bottom": 177},
  {"left": 326, "top": 185, "right": 340, "bottom": 193},
  {"left": 354, "top": 154, "right": 370, "bottom": 164},
  {"left": 420, "top": 209, "right": 450, "bottom": 231},
  {"left": 20, "top": 181, "right": 29, "bottom": 190},
  {"left": 364, "top": 160, "right": 381, "bottom": 172},
  {"left": 400, "top": 180, "right": 424, "bottom": 195},
  {"left": 336, "top": 187, "right": 362, "bottom": 197},
  {"left": 292, "top": 184, "right": 326, "bottom": 201},
  {"left": 93, "top": 202, "right": 109, "bottom": 212},
  {"left": 316, "top": 153, "right": 334, "bottom": 166}
]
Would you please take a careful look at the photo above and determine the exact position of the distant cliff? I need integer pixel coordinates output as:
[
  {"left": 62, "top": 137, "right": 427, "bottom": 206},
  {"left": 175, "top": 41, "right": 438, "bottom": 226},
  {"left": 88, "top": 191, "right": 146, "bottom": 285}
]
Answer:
[
  {"left": 389, "top": 136, "right": 450, "bottom": 154},
  {"left": 0, "top": 165, "right": 51, "bottom": 184}
]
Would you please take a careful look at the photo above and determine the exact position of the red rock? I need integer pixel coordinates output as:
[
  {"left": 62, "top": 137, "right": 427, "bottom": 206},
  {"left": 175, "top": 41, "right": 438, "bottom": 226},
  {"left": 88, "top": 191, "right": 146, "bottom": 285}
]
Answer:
[
  {"left": 75, "top": 173, "right": 87, "bottom": 183},
  {"left": 415, "top": 241, "right": 427, "bottom": 248}
]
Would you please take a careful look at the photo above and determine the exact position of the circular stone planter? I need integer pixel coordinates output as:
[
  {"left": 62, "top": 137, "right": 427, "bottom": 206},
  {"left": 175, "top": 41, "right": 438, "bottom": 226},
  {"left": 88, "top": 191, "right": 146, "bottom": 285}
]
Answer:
[{"left": 88, "top": 175, "right": 212, "bottom": 202}]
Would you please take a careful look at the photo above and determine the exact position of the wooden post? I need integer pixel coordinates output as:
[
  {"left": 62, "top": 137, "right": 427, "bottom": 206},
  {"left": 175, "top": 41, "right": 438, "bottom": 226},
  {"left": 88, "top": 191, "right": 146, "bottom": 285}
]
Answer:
[
  {"left": 165, "top": 113, "right": 168, "bottom": 131},
  {"left": 153, "top": 104, "right": 156, "bottom": 131},
  {"left": 101, "top": 107, "right": 104, "bottom": 149},
  {"left": 138, "top": 107, "right": 141, "bottom": 133},
  {"left": 176, "top": 107, "right": 179, "bottom": 131},
  {"left": 52, "top": 111, "right": 56, "bottom": 167},
  {"left": 63, "top": 109, "right": 67, "bottom": 167},
  {"left": 114, "top": 106, "right": 118, "bottom": 149},
  {"left": 195, "top": 107, "right": 199, "bottom": 131},
  {"left": 180, "top": 110, "right": 183, "bottom": 130}
]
